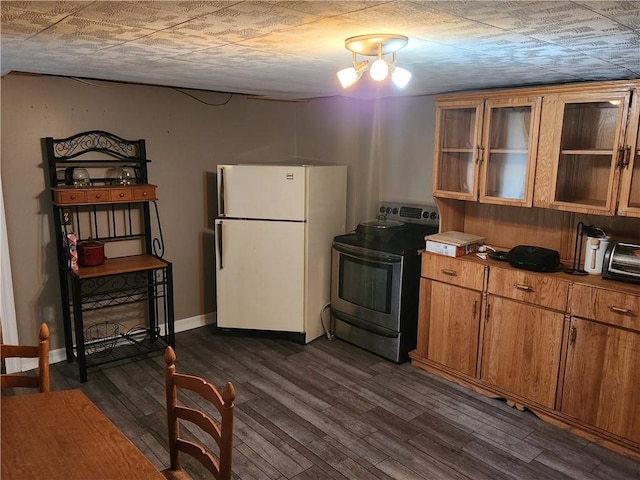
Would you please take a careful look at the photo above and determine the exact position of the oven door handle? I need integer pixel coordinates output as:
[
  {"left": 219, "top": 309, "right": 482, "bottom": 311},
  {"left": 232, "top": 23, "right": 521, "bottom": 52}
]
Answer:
[
  {"left": 333, "top": 243, "right": 402, "bottom": 263},
  {"left": 331, "top": 309, "right": 399, "bottom": 338}
]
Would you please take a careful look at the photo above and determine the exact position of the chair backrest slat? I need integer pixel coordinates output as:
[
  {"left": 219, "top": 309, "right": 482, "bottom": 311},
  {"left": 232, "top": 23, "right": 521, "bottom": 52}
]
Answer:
[
  {"left": 175, "top": 439, "right": 221, "bottom": 476},
  {"left": 174, "top": 405, "right": 222, "bottom": 444},
  {"left": 1, "top": 323, "right": 50, "bottom": 393},
  {"left": 164, "top": 346, "right": 235, "bottom": 480}
]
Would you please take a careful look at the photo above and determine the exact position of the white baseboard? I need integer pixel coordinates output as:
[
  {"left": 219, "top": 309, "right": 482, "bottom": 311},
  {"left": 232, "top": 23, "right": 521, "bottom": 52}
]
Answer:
[{"left": 18, "top": 313, "right": 216, "bottom": 372}]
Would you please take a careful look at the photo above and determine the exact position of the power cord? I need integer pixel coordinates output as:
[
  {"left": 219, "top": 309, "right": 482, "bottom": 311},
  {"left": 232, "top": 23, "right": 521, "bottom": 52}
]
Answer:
[{"left": 320, "top": 302, "right": 335, "bottom": 340}]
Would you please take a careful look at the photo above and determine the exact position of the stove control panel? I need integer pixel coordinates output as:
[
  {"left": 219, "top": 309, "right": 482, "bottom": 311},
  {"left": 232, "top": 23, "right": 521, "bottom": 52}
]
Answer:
[{"left": 378, "top": 202, "right": 439, "bottom": 226}]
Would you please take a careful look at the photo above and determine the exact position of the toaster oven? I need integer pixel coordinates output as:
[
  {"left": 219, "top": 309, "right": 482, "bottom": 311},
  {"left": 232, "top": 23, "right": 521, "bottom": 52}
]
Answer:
[{"left": 602, "top": 241, "right": 640, "bottom": 284}]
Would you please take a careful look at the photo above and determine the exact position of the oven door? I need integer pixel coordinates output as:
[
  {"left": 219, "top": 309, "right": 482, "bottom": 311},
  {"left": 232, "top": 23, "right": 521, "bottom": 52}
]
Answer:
[{"left": 331, "top": 242, "right": 403, "bottom": 332}]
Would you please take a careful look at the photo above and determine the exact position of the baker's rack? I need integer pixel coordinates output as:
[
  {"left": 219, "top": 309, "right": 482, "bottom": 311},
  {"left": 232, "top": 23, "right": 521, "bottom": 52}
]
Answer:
[{"left": 44, "top": 130, "right": 175, "bottom": 382}]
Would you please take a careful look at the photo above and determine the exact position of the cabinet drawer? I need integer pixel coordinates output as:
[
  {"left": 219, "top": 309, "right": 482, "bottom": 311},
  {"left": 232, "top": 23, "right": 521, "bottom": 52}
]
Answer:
[
  {"left": 133, "top": 185, "right": 157, "bottom": 201},
  {"left": 85, "top": 189, "right": 111, "bottom": 203},
  {"left": 110, "top": 188, "right": 133, "bottom": 202},
  {"left": 572, "top": 284, "right": 640, "bottom": 332},
  {"left": 488, "top": 267, "right": 569, "bottom": 312},
  {"left": 52, "top": 189, "right": 86, "bottom": 205},
  {"left": 421, "top": 253, "right": 486, "bottom": 290}
]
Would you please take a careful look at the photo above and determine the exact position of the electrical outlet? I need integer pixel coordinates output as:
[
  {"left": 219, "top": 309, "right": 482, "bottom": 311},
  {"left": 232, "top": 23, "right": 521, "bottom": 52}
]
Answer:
[{"left": 63, "top": 208, "right": 72, "bottom": 225}]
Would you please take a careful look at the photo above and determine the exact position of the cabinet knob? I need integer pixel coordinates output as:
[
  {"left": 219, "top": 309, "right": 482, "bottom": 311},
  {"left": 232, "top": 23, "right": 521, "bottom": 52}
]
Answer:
[
  {"left": 96, "top": 194, "right": 102, "bottom": 198},
  {"left": 70, "top": 195, "right": 76, "bottom": 200},
  {"left": 142, "top": 192, "right": 148, "bottom": 197},
  {"left": 119, "top": 193, "right": 125, "bottom": 197}
]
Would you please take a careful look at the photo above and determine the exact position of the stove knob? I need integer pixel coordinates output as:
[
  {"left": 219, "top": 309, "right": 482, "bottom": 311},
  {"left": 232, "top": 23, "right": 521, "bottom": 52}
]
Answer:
[
  {"left": 422, "top": 212, "right": 428, "bottom": 219},
  {"left": 430, "top": 212, "right": 437, "bottom": 219},
  {"left": 392, "top": 207, "right": 398, "bottom": 214},
  {"left": 386, "top": 207, "right": 392, "bottom": 214},
  {"left": 379, "top": 206, "right": 386, "bottom": 213}
]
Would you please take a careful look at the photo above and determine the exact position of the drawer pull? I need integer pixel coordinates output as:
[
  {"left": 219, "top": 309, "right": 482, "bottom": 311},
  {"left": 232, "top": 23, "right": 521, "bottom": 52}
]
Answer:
[
  {"left": 142, "top": 192, "right": 148, "bottom": 196},
  {"left": 609, "top": 305, "right": 635, "bottom": 316},
  {"left": 441, "top": 269, "right": 458, "bottom": 276},
  {"left": 95, "top": 194, "right": 102, "bottom": 199},
  {"left": 569, "top": 325, "right": 577, "bottom": 345},
  {"left": 514, "top": 283, "right": 534, "bottom": 292},
  {"left": 119, "top": 193, "right": 125, "bottom": 197},
  {"left": 70, "top": 195, "right": 76, "bottom": 200}
]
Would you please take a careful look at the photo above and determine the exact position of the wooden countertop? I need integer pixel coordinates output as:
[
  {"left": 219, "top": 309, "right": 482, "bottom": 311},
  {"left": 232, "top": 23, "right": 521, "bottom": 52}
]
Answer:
[{"left": 420, "top": 249, "right": 640, "bottom": 296}]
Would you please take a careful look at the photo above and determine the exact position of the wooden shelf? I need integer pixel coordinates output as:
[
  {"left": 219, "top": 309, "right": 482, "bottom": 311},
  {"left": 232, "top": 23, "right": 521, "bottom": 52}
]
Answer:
[
  {"left": 489, "top": 149, "right": 528, "bottom": 154},
  {"left": 560, "top": 149, "right": 613, "bottom": 156},
  {"left": 441, "top": 148, "right": 474, "bottom": 153},
  {"left": 553, "top": 198, "right": 607, "bottom": 208},
  {"left": 73, "top": 254, "right": 169, "bottom": 279}
]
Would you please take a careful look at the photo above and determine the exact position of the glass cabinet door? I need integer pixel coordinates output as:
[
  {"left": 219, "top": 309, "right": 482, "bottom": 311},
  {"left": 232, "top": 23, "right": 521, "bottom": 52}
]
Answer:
[
  {"left": 479, "top": 97, "right": 541, "bottom": 206},
  {"left": 550, "top": 92, "right": 630, "bottom": 214},
  {"left": 618, "top": 89, "right": 640, "bottom": 217},
  {"left": 433, "top": 99, "right": 484, "bottom": 200}
]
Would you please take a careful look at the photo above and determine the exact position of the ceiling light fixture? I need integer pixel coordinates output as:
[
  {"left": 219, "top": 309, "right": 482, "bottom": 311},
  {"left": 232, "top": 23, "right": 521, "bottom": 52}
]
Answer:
[{"left": 337, "top": 34, "right": 411, "bottom": 89}]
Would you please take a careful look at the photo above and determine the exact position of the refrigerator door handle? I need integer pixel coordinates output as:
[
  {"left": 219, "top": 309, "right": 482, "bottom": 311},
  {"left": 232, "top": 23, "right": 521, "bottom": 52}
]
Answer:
[
  {"left": 217, "top": 221, "right": 224, "bottom": 269},
  {"left": 219, "top": 167, "right": 226, "bottom": 216}
]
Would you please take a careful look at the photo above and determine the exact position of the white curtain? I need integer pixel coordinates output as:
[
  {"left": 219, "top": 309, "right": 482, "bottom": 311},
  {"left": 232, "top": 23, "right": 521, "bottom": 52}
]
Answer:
[{"left": 0, "top": 176, "right": 20, "bottom": 372}]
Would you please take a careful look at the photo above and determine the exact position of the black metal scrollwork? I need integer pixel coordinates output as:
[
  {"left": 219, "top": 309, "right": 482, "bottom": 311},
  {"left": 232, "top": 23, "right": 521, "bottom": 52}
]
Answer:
[
  {"left": 151, "top": 201, "right": 165, "bottom": 258},
  {"left": 76, "top": 271, "right": 167, "bottom": 310},
  {"left": 52, "top": 130, "right": 140, "bottom": 160}
]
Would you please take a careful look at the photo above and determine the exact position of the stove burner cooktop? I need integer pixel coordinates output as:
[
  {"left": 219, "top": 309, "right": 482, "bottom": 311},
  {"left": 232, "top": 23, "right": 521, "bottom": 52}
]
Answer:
[{"left": 334, "top": 202, "right": 439, "bottom": 255}]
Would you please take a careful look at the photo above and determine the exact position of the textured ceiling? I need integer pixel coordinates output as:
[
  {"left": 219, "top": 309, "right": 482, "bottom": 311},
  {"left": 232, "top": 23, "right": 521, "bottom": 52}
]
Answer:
[{"left": 1, "top": 1, "right": 639, "bottom": 99}]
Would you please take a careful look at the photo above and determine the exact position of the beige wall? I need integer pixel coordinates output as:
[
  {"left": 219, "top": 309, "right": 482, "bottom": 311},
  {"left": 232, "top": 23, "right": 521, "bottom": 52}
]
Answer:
[
  {"left": 297, "top": 94, "right": 436, "bottom": 229},
  {"left": 1, "top": 73, "right": 435, "bottom": 352}
]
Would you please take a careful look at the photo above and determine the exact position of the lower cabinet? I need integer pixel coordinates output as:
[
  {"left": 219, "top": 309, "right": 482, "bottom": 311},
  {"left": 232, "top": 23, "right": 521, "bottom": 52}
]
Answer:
[
  {"left": 562, "top": 317, "right": 640, "bottom": 445},
  {"left": 421, "top": 279, "right": 482, "bottom": 377},
  {"left": 411, "top": 251, "right": 640, "bottom": 459},
  {"left": 480, "top": 295, "right": 565, "bottom": 408}
]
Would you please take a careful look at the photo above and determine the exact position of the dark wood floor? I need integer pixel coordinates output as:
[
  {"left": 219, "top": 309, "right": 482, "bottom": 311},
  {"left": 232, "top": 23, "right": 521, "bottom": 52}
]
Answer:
[{"left": 35, "top": 326, "right": 640, "bottom": 479}]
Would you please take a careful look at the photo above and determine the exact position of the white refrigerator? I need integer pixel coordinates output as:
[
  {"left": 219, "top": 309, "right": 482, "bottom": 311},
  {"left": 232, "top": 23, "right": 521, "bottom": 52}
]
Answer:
[{"left": 215, "top": 164, "right": 347, "bottom": 343}]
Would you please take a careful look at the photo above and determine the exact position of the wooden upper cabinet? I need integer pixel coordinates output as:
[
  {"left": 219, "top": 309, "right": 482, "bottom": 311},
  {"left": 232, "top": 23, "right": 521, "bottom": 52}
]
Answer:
[
  {"left": 479, "top": 96, "right": 542, "bottom": 206},
  {"left": 534, "top": 90, "right": 632, "bottom": 215},
  {"left": 617, "top": 88, "right": 640, "bottom": 217},
  {"left": 433, "top": 95, "right": 541, "bottom": 206},
  {"left": 433, "top": 98, "right": 484, "bottom": 201}
]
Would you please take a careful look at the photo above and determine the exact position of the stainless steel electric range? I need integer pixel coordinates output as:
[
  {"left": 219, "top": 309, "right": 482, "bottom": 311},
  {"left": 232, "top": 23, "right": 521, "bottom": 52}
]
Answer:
[{"left": 330, "top": 202, "right": 439, "bottom": 362}]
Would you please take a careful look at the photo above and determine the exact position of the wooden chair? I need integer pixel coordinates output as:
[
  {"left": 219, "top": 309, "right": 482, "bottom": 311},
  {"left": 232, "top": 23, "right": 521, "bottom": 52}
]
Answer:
[
  {"left": 1, "top": 323, "right": 50, "bottom": 392},
  {"left": 163, "top": 346, "right": 235, "bottom": 480}
]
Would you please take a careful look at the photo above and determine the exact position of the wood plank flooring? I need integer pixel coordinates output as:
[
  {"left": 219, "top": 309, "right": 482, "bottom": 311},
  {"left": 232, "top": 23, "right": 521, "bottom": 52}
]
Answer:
[{"left": 18, "top": 325, "right": 640, "bottom": 479}]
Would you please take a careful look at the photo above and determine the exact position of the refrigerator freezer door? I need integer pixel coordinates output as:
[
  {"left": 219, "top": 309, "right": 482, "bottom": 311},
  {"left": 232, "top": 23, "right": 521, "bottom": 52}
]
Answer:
[
  {"left": 218, "top": 165, "right": 306, "bottom": 220},
  {"left": 215, "top": 219, "right": 305, "bottom": 332}
]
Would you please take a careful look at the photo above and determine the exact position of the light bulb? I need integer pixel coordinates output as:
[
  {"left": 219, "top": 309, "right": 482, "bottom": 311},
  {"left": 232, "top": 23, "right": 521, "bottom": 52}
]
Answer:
[
  {"left": 391, "top": 67, "right": 412, "bottom": 88},
  {"left": 369, "top": 58, "right": 389, "bottom": 82},
  {"left": 337, "top": 67, "right": 359, "bottom": 88}
]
